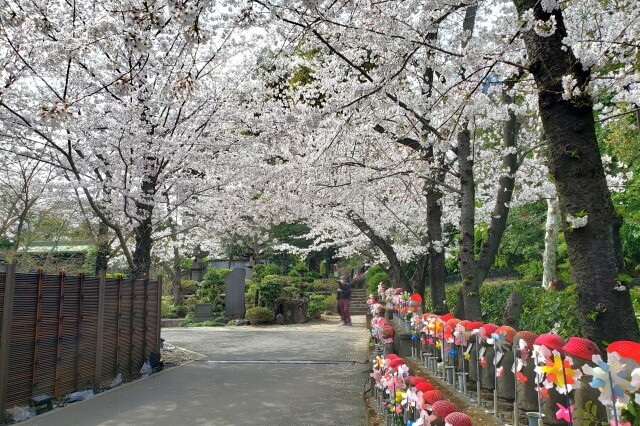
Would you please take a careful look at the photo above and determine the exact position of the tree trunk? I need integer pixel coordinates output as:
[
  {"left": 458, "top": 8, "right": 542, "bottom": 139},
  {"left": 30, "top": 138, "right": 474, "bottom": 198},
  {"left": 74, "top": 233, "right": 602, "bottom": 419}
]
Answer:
[
  {"left": 469, "top": 91, "right": 519, "bottom": 292},
  {"left": 411, "top": 253, "right": 430, "bottom": 309},
  {"left": 347, "top": 210, "right": 412, "bottom": 289},
  {"left": 131, "top": 176, "right": 154, "bottom": 280},
  {"left": 95, "top": 221, "right": 109, "bottom": 275},
  {"left": 542, "top": 196, "right": 559, "bottom": 289},
  {"left": 458, "top": 125, "right": 481, "bottom": 319},
  {"left": 172, "top": 246, "right": 183, "bottom": 306},
  {"left": 426, "top": 182, "right": 448, "bottom": 314},
  {"left": 513, "top": 0, "right": 640, "bottom": 346}
]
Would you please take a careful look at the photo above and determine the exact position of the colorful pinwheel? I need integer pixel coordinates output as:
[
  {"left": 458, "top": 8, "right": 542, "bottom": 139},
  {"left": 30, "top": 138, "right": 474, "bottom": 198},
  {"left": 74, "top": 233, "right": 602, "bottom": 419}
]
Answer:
[
  {"left": 536, "top": 351, "right": 580, "bottom": 394},
  {"left": 582, "top": 353, "right": 636, "bottom": 406}
]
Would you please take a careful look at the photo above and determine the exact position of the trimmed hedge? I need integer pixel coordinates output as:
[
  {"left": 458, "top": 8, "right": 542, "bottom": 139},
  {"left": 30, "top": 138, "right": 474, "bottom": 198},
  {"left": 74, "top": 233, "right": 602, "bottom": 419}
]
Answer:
[
  {"left": 246, "top": 307, "right": 275, "bottom": 324},
  {"left": 426, "top": 280, "right": 580, "bottom": 338}
]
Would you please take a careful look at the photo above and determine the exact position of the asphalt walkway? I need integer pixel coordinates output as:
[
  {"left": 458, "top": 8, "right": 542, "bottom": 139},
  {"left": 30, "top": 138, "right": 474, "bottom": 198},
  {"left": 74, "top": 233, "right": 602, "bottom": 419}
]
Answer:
[{"left": 24, "top": 316, "right": 370, "bottom": 426}]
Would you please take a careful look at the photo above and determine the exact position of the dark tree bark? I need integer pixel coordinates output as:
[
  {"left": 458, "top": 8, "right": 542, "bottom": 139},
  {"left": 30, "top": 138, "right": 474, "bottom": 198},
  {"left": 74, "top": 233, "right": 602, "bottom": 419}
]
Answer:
[
  {"left": 426, "top": 173, "right": 448, "bottom": 314},
  {"left": 411, "top": 253, "right": 430, "bottom": 309},
  {"left": 458, "top": 125, "right": 481, "bottom": 319},
  {"left": 458, "top": 90, "right": 519, "bottom": 321},
  {"left": 512, "top": 0, "right": 640, "bottom": 346},
  {"left": 172, "top": 246, "right": 183, "bottom": 306},
  {"left": 470, "top": 92, "right": 519, "bottom": 290},
  {"left": 131, "top": 176, "right": 155, "bottom": 280},
  {"left": 94, "top": 221, "right": 109, "bottom": 275}
]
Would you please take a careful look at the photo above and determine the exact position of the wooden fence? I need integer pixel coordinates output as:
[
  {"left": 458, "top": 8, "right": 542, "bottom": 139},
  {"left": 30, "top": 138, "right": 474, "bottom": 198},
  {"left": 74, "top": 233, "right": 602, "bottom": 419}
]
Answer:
[{"left": 0, "top": 265, "right": 161, "bottom": 417}]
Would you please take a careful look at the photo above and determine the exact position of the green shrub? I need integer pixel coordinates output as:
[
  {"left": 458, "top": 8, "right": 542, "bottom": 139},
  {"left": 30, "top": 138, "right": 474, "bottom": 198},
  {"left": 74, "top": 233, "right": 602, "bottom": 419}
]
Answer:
[
  {"left": 519, "top": 285, "right": 580, "bottom": 338},
  {"left": 288, "top": 258, "right": 310, "bottom": 277},
  {"left": 305, "top": 279, "right": 338, "bottom": 292},
  {"left": 180, "top": 280, "right": 199, "bottom": 295},
  {"left": 288, "top": 276, "right": 315, "bottom": 286},
  {"left": 366, "top": 265, "right": 390, "bottom": 294},
  {"left": 281, "top": 286, "right": 301, "bottom": 300},
  {"left": 252, "top": 264, "right": 281, "bottom": 284},
  {"left": 161, "top": 296, "right": 174, "bottom": 318},
  {"left": 515, "top": 260, "right": 543, "bottom": 281},
  {"left": 630, "top": 287, "right": 640, "bottom": 328},
  {"left": 246, "top": 307, "right": 275, "bottom": 324},
  {"left": 259, "top": 275, "right": 285, "bottom": 307},
  {"left": 323, "top": 293, "right": 337, "bottom": 313},
  {"left": 307, "top": 294, "right": 325, "bottom": 319},
  {"left": 425, "top": 280, "right": 580, "bottom": 338},
  {"left": 173, "top": 305, "right": 189, "bottom": 318},
  {"left": 184, "top": 296, "right": 198, "bottom": 312},
  {"left": 197, "top": 267, "right": 231, "bottom": 310}
]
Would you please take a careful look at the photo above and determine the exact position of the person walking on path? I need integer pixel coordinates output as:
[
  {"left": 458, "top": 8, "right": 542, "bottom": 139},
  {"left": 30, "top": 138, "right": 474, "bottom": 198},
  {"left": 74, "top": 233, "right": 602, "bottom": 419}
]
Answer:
[{"left": 337, "top": 276, "right": 352, "bottom": 326}]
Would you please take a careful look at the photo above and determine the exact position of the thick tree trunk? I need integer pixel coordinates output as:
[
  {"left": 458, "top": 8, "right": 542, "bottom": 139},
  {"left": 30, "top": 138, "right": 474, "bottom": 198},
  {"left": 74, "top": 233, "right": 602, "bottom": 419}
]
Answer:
[
  {"left": 132, "top": 177, "right": 155, "bottom": 280},
  {"left": 513, "top": 0, "right": 640, "bottom": 345},
  {"left": 426, "top": 182, "right": 448, "bottom": 314},
  {"left": 458, "top": 125, "right": 481, "bottom": 319},
  {"left": 95, "top": 221, "right": 109, "bottom": 275},
  {"left": 542, "top": 196, "right": 559, "bottom": 289}
]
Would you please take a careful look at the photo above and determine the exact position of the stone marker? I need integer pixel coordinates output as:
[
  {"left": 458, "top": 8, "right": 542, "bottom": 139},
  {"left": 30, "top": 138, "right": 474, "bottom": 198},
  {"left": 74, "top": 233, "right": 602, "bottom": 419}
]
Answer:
[
  {"left": 276, "top": 313, "right": 285, "bottom": 325},
  {"left": 225, "top": 268, "right": 246, "bottom": 318},
  {"left": 214, "top": 316, "right": 229, "bottom": 324},
  {"left": 289, "top": 299, "right": 308, "bottom": 324},
  {"left": 194, "top": 303, "right": 213, "bottom": 320}
]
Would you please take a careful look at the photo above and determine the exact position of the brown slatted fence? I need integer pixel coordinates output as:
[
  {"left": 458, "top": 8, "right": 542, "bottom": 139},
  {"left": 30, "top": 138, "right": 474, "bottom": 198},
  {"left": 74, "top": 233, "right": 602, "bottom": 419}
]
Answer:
[{"left": 0, "top": 267, "right": 160, "bottom": 420}]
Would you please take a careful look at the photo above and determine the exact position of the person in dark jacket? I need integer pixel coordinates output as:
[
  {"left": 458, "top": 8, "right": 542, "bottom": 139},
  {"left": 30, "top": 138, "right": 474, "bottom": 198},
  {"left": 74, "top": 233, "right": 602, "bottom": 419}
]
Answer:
[{"left": 337, "top": 276, "right": 352, "bottom": 326}]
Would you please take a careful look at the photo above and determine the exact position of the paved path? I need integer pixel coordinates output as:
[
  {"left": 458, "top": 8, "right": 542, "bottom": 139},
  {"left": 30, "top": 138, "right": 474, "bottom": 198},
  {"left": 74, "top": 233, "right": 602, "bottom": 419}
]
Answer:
[{"left": 25, "top": 316, "right": 370, "bottom": 426}]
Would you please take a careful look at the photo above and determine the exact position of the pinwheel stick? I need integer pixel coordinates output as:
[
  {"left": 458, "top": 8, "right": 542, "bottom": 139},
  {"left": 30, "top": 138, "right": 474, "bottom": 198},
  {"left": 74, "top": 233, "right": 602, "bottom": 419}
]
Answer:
[
  {"left": 560, "top": 355, "right": 573, "bottom": 426},
  {"left": 608, "top": 370, "right": 620, "bottom": 426},
  {"left": 513, "top": 348, "right": 519, "bottom": 426},
  {"left": 535, "top": 351, "right": 544, "bottom": 426},
  {"left": 494, "top": 340, "right": 499, "bottom": 418},
  {"left": 476, "top": 333, "right": 482, "bottom": 406}
]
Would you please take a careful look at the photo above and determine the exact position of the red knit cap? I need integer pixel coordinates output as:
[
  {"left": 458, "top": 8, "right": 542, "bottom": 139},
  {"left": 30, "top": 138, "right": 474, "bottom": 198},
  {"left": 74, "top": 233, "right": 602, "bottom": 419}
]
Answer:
[
  {"left": 456, "top": 320, "right": 469, "bottom": 330},
  {"left": 534, "top": 333, "right": 566, "bottom": 353},
  {"left": 385, "top": 354, "right": 399, "bottom": 360},
  {"left": 607, "top": 341, "right": 640, "bottom": 364},
  {"left": 495, "top": 325, "right": 517, "bottom": 344},
  {"left": 481, "top": 323, "right": 499, "bottom": 336},
  {"left": 422, "top": 389, "right": 443, "bottom": 405},
  {"left": 410, "top": 376, "right": 427, "bottom": 386},
  {"left": 515, "top": 331, "right": 538, "bottom": 349},
  {"left": 467, "top": 321, "right": 483, "bottom": 330},
  {"left": 440, "top": 313, "right": 454, "bottom": 322},
  {"left": 563, "top": 337, "right": 601, "bottom": 361},
  {"left": 415, "top": 381, "right": 434, "bottom": 393},
  {"left": 388, "top": 358, "right": 406, "bottom": 369},
  {"left": 431, "top": 400, "right": 456, "bottom": 418},
  {"left": 382, "top": 325, "right": 395, "bottom": 338},
  {"left": 445, "top": 412, "right": 473, "bottom": 426}
]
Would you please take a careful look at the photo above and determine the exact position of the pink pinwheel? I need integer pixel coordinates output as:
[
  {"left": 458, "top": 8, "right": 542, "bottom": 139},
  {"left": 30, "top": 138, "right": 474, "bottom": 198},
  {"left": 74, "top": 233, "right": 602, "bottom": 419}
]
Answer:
[
  {"left": 385, "top": 375, "right": 405, "bottom": 394},
  {"left": 555, "top": 403, "right": 572, "bottom": 422},
  {"left": 370, "top": 369, "right": 382, "bottom": 384}
]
